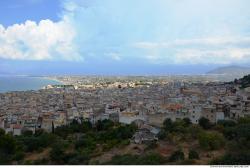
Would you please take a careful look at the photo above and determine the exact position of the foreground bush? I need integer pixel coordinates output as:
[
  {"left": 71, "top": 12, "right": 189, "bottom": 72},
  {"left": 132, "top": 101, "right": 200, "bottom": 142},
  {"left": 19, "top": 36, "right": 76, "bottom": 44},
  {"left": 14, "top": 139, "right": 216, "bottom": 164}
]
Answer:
[{"left": 198, "top": 132, "right": 225, "bottom": 150}]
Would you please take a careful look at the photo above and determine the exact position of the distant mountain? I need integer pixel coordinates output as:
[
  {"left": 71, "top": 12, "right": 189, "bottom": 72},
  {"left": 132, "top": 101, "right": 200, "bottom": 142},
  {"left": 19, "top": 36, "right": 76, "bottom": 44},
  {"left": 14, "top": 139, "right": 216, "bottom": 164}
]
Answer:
[{"left": 207, "top": 66, "right": 250, "bottom": 75}]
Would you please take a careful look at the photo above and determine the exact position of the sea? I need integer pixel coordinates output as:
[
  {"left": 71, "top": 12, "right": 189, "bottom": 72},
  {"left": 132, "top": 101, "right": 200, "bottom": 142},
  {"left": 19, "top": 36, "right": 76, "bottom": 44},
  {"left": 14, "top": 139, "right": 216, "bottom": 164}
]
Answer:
[{"left": 0, "top": 76, "right": 62, "bottom": 93}]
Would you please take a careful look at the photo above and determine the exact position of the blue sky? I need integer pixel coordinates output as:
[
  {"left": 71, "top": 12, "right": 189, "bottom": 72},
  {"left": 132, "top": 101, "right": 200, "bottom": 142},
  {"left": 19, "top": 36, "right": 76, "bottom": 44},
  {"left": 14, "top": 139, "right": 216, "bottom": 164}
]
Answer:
[{"left": 0, "top": 0, "right": 250, "bottom": 75}]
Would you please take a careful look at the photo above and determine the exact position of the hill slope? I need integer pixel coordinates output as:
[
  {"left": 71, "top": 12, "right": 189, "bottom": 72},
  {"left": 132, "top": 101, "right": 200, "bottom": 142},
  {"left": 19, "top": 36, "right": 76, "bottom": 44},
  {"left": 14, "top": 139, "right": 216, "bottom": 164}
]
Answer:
[{"left": 207, "top": 66, "right": 250, "bottom": 75}]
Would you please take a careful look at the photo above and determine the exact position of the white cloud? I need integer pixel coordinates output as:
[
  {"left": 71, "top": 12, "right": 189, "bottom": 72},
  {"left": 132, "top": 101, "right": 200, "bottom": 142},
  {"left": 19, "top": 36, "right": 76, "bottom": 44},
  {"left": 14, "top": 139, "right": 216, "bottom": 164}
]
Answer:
[
  {"left": 174, "top": 48, "right": 250, "bottom": 64},
  {"left": 0, "top": 18, "right": 82, "bottom": 61},
  {"left": 104, "top": 52, "right": 121, "bottom": 61},
  {"left": 1, "top": 0, "right": 250, "bottom": 66},
  {"left": 134, "top": 36, "right": 250, "bottom": 49},
  {"left": 172, "top": 37, "right": 250, "bottom": 47},
  {"left": 133, "top": 36, "right": 250, "bottom": 64}
]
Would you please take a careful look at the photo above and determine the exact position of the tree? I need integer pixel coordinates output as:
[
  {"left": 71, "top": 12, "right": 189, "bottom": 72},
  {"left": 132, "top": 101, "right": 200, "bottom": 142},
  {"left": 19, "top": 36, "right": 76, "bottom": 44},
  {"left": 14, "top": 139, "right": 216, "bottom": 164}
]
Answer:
[
  {"left": 163, "top": 119, "right": 173, "bottom": 132},
  {"left": 22, "top": 130, "right": 33, "bottom": 136},
  {"left": 0, "top": 134, "right": 18, "bottom": 164},
  {"left": 17, "top": 132, "right": 58, "bottom": 152},
  {"left": 188, "top": 150, "right": 199, "bottom": 160},
  {"left": 0, "top": 128, "right": 5, "bottom": 136},
  {"left": 104, "top": 153, "right": 165, "bottom": 165},
  {"left": 238, "top": 117, "right": 250, "bottom": 124},
  {"left": 104, "top": 154, "right": 139, "bottom": 165},
  {"left": 198, "top": 117, "right": 212, "bottom": 129},
  {"left": 224, "top": 124, "right": 250, "bottom": 140},
  {"left": 211, "top": 152, "right": 250, "bottom": 165},
  {"left": 96, "top": 119, "right": 114, "bottom": 131},
  {"left": 217, "top": 120, "right": 236, "bottom": 127},
  {"left": 139, "top": 153, "right": 165, "bottom": 165},
  {"left": 169, "top": 150, "right": 185, "bottom": 162},
  {"left": 157, "top": 130, "right": 166, "bottom": 140},
  {"left": 183, "top": 118, "right": 192, "bottom": 126},
  {"left": 50, "top": 142, "right": 65, "bottom": 164},
  {"left": 52, "top": 121, "right": 55, "bottom": 134},
  {"left": 198, "top": 132, "right": 225, "bottom": 150},
  {"left": 34, "top": 129, "right": 45, "bottom": 136}
]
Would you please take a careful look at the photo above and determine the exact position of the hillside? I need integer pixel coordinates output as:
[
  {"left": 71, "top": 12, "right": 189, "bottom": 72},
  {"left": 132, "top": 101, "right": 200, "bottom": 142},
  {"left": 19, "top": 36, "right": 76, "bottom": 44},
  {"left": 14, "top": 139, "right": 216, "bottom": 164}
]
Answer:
[
  {"left": 207, "top": 66, "right": 250, "bottom": 75},
  {"left": 234, "top": 74, "right": 250, "bottom": 89},
  {"left": 1, "top": 117, "right": 250, "bottom": 165}
]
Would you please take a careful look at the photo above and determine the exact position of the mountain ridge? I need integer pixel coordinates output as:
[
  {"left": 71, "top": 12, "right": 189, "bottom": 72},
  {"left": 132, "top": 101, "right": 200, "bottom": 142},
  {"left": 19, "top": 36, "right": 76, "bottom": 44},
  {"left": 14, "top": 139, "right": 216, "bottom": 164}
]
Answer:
[{"left": 207, "top": 65, "right": 250, "bottom": 75}]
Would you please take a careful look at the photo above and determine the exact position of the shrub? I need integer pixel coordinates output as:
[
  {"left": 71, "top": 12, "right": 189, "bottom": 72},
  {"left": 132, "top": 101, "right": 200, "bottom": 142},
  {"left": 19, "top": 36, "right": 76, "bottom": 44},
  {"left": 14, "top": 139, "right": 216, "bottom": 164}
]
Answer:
[
  {"left": 163, "top": 119, "right": 174, "bottom": 132},
  {"left": 105, "top": 153, "right": 165, "bottom": 165},
  {"left": 157, "top": 130, "right": 166, "bottom": 140},
  {"left": 198, "top": 132, "right": 225, "bottom": 150},
  {"left": 211, "top": 152, "right": 250, "bottom": 165},
  {"left": 145, "top": 141, "right": 157, "bottom": 151},
  {"left": 22, "top": 130, "right": 33, "bottom": 136},
  {"left": 238, "top": 117, "right": 250, "bottom": 124},
  {"left": 217, "top": 120, "right": 236, "bottom": 127},
  {"left": 169, "top": 150, "right": 185, "bottom": 162},
  {"left": 50, "top": 141, "right": 67, "bottom": 164},
  {"left": 0, "top": 128, "right": 5, "bottom": 136},
  {"left": 183, "top": 118, "right": 192, "bottom": 126},
  {"left": 0, "top": 134, "right": 18, "bottom": 164},
  {"left": 198, "top": 117, "right": 212, "bottom": 129},
  {"left": 188, "top": 150, "right": 199, "bottom": 159},
  {"left": 223, "top": 124, "right": 250, "bottom": 140}
]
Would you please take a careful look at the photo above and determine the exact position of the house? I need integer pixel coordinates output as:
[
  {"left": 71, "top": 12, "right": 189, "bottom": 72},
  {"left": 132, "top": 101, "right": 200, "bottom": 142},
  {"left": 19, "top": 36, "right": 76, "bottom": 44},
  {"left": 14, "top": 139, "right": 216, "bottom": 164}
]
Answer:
[
  {"left": 216, "top": 112, "right": 225, "bottom": 123},
  {"left": 188, "top": 104, "right": 202, "bottom": 124},
  {"left": 132, "top": 128, "right": 158, "bottom": 144},
  {"left": 202, "top": 105, "right": 216, "bottom": 123},
  {"left": 13, "top": 124, "right": 22, "bottom": 136}
]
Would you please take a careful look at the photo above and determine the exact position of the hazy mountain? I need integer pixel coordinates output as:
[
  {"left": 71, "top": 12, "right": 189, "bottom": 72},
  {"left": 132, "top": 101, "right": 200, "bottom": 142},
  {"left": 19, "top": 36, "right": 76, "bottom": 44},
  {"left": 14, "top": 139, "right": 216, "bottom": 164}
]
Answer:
[{"left": 207, "top": 65, "right": 250, "bottom": 75}]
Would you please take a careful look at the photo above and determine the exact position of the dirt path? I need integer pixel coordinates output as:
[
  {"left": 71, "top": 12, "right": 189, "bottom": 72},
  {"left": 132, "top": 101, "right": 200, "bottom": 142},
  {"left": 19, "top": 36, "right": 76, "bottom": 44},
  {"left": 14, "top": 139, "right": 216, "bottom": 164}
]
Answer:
[
  {"left": 24, "top": 148, "right": 51, "bottom": 161},
  {"left": 90, "top": 143, "right": 145, "bottom": 164}
]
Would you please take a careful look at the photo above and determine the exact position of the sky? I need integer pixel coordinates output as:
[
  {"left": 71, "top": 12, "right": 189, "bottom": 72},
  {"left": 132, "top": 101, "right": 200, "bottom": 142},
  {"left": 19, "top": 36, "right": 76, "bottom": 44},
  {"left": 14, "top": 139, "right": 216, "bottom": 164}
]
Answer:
[{"left": 0, "top": 0, "right": 250, "bottom": 75}]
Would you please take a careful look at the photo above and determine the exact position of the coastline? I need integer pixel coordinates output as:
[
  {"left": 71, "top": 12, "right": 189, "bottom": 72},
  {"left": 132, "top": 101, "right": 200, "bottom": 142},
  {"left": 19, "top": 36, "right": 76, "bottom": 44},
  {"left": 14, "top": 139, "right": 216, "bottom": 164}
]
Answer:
[
  {"left": 0, "top": 76, "right": 64, "bottom": 93},
  {"left": 41, "top": 76, "right": 65, "bottom": 85}
]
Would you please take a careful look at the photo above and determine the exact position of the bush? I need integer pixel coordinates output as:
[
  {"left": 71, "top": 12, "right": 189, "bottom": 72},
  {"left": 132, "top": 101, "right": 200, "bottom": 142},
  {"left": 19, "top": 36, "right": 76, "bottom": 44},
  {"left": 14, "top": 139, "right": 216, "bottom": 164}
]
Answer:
[
  {"left": 96, "top": 119, "right": 114, "bottom": 131},
  {"left": 63, "top": 152, "right": 90, "bottom": 165},
  {"left": 22, "top": 130, "right": 33, "bottom": 136},
  {"left": 0, "top": 134, "right": 18, "bottom": 164},
  {"left": 238, "top": 117, "right": 250, "bottom": 124},
  {"left": 172, "top": 120, "right": 188, "bottom": 133},
  {"left": 120, "top": 139, "right": 130, "bottom": 146},
  {"left": 75, "top": 136, "right": 96, "bottom": 151},
  {"left": 188, "top": 125, "right": 203, "bottom": 139},
  {"left": 140, "top": 153, "right": 165, "bottom": 165},
  {"left": 217, "top": 120, "right": 236, "bottom": 127},
  {"left": 198, "top": 132, "right": 225, "bottom": 150},
  {"left": 188, "top": 150, "right": 199, "bottom": 159},
  {"left": 169, "top": 150, "right": 185, "bottom": 162},
  {"left": 145, "top": 141, "right": 157, "bottom": 151},
  {"left": 17, "top": 132, "right": 58, "bottom": 152},
  {"left": 163, "top": 119, "right": 174, "bottom": 132},
  {"left": 105, "top": 153, "right": 165, "bottom": 165},
  {"left": 198, "top": 117, "right": 212, "bottom": 129},
  {"left": 157, "top": 130, "right": 166, "bottom": 140},
  {"left": 183, "top": 118, "right": 192, "bottom": 126},
  {"left": 0, "top": 128, "right": 5, "bottom": 136},
  {"left": 211, "top": 152, "right": 250, "bottom": 165},
  {"left": 50, "top": 141, "right": 68, "bottom": 164},
  {"left": 104, "top": 154, "right": 138, "bottom": 165},
  {"left": 223, "top": 124, "right": 250, "bottom": 140}
]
